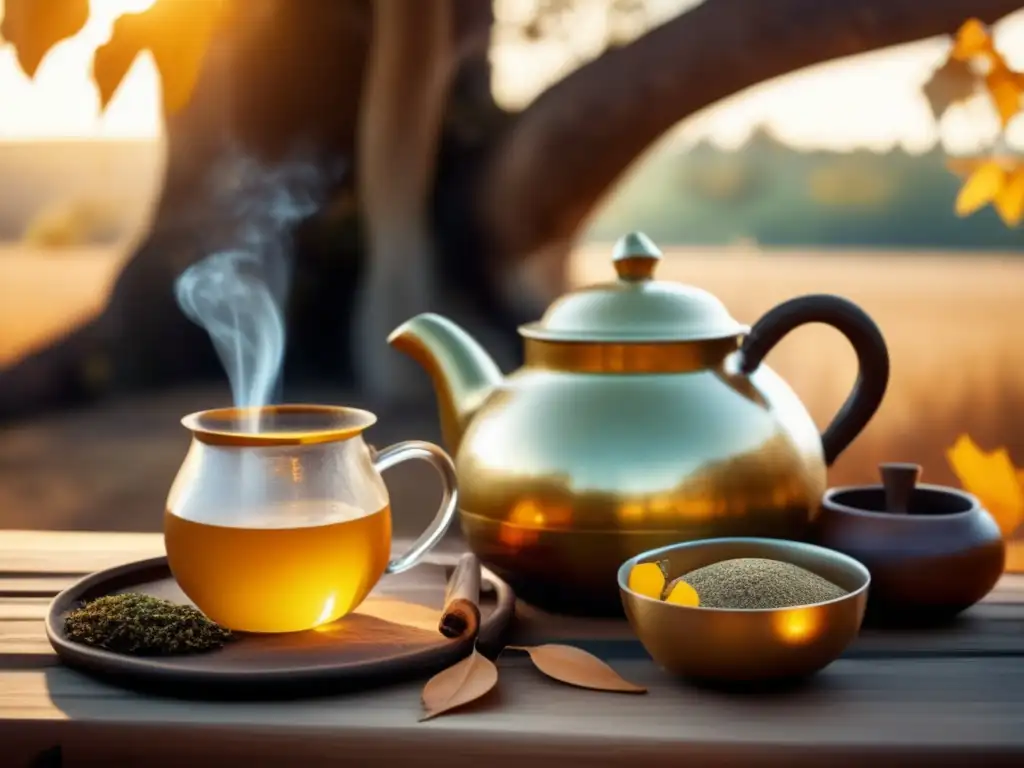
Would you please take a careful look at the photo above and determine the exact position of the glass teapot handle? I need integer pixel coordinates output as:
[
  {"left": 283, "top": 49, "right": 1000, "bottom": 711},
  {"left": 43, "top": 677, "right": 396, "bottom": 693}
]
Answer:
[
  {"left": 737, "top": 294, "right": 890, "bottom": 467},
  {"left": 372, "top": 440, "right": 459, "bottom": 575}
]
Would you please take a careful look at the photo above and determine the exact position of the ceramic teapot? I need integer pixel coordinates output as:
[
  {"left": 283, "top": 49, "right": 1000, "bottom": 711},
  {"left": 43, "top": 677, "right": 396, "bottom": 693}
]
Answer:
[{"left": 388, "top": 233, "right": 890, "bottom": 613}]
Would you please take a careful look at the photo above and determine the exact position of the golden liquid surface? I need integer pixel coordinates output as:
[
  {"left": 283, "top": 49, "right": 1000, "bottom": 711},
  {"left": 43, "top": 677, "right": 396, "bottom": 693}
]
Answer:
[{"left": 164, "top": 502, "right": 392, "bottom": 633}]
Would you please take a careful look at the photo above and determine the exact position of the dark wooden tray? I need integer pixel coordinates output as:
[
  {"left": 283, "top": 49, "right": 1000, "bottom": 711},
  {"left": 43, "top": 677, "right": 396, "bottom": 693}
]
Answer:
[{"left": 45, "top": 553, "right": 515, "bottom": 700}]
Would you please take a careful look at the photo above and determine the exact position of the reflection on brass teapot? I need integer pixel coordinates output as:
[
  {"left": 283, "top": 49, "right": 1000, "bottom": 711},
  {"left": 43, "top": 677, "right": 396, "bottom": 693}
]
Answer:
[{"left": 389, "top": 233, "right": 890, "bottom": 614}]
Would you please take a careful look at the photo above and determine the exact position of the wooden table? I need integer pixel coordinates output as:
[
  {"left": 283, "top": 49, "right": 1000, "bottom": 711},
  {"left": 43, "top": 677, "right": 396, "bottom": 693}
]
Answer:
[{"left": 3, "top": 531, "right": 1024, "bottom": 768}]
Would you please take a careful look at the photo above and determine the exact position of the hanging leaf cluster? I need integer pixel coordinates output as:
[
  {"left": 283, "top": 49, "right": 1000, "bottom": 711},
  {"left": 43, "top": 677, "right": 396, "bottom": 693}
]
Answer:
[
  {"left": 0, "top": 0, "right": 229, "bottom": 115},
  {"left": 420, "top": 642, "right": 646, "bottom": 721},
  {"left": 926, "top": 19, "right": 1024, "bottom": 226}
]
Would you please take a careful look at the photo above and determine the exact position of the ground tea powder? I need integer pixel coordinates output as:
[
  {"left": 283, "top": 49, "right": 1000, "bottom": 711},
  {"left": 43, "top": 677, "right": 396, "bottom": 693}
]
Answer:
[
  {"left": 64, "top": 593, "right": 233, "bottom": 656},
  {"left": 679, "top": 557, "right": 848, "bottom": 609}
]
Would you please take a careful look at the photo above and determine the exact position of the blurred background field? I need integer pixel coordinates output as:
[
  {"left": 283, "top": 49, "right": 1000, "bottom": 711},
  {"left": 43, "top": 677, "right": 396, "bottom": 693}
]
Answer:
[
  {"left": 1, "top": 0, "right": 1024, "bottom": 547},
  {"left": 5, "top": 238, "right": 1022, "bottom": 493}
]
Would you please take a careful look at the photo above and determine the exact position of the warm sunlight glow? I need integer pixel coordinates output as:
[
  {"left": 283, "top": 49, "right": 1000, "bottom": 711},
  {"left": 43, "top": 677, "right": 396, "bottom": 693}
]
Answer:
[
  {"left": 773, "top": 609, "right": 823, "bottom": 645},
  {"left": 0, "top": 0, "right": 163, "bottom": 139},
  {"left": 315, "top": 593, "right": 337, "bottom": 627}
]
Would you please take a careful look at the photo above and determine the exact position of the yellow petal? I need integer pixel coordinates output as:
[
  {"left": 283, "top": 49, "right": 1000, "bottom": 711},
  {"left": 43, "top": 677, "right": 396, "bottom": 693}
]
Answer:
[
  {"left": 627, "top": 562, "right": 666, "bottom": 600},
  {"left": 986, "top": 65, "right": 1023, "bottom": 127},
  {"left": 994, "top": 168, "right": 1024, "bottom": 225},
  {"left": 952, "top": 18, "right": 994, "bottom": 61},
  {"left": 955, "top": 160, "right": 1006, "bottom": 216},
  {"left": 664, "top": 579, "right": 700, "bottom": 607}
]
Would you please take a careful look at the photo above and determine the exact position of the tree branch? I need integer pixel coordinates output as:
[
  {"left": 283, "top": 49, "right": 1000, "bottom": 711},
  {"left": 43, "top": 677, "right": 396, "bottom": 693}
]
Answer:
[{"left": 483, "top": 0, "right": 1024, "bottom": 261}]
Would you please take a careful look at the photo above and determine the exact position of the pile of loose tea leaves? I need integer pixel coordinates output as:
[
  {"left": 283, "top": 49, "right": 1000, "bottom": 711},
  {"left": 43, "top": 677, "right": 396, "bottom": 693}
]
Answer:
[
  {"left": 64, "top": 593, "right": 233, "bottom": 656},
  {"left": 679, "top": 557, "right": 849, "bottom": 609}
]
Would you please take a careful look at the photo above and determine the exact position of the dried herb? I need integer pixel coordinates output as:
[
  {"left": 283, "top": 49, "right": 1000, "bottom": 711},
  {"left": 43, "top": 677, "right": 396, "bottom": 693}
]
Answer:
[
  {"left": 64, "top": 593, "right": 233, "bottom": 656},
  {"left": 420, "top": 646, "right": 498, "bottom": 721},
  {"left": 681, "top": 558, "right": 848, "bottom": 609},
  {"left": 506, "top": 644, "right": 647, "bottom": 694}
]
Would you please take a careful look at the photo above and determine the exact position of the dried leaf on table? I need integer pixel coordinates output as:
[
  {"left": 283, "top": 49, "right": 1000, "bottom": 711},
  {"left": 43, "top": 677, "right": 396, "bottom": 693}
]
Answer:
[
  {"left": 922, "top": 56, "right": 979, "bottom": 120},
  {"left": 506, "top": 644, "right": 646, "bottom": 694},
  {"left": 947, "top": 434, "right": 1024, "bottom": 537},
  {"left": 420, "top": 648, "right": 498, "bottom": 721}
]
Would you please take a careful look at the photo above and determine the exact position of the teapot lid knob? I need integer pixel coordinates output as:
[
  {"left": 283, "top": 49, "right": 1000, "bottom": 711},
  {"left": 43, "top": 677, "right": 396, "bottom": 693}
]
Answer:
[
  {"left": 879, "top": 462, "right": 922, "bottom": 515},
  {"left": 612, "top": 231, "right": 662, "bottom": 282}
]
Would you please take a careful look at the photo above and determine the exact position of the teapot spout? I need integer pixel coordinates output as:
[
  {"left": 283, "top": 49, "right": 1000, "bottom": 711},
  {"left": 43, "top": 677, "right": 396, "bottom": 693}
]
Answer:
[{"left": 387, "top": 313, "right": 503, "bottom": 454}]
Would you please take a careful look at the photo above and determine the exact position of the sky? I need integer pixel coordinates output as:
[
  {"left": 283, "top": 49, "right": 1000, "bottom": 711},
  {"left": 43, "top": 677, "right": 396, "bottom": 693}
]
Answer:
[{"left": 0, "top": 0, "right": 1023, "bottom": 154}]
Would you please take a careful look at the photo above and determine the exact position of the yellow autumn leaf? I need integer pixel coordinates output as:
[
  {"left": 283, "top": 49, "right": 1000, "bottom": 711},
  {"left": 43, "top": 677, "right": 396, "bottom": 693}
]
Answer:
[
  {"left": 986, "top": 64, "right": 1024, "bottom": 127},
  {"left": 955, "top": 160, "right": 1007, "bottom": 216},
  {"left": 951, "top": 18, "right": 995, "bottom": 62},
  {"left": 92, "top": 0, "right": 227, "bottom": 115},
  {"left": 947, "top": 435, "right": 1024, "bottom": 538},
  {"left": 993, "top": 167, "right": 1024, "bottom": 225},
  {"left": 0, "top": 0, "right": 89, "bottom": 78}
]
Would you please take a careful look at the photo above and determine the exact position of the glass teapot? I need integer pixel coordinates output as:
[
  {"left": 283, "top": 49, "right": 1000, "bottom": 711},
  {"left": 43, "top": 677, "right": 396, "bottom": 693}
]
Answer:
[{"left": 165, "top": 405, "right": 458, "bottom": 632}]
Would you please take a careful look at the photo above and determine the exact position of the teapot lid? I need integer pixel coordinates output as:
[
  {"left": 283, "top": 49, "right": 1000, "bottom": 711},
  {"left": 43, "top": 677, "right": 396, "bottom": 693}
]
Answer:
[{"left": 519, "top": 232, "right": 749, "bottom": 343}]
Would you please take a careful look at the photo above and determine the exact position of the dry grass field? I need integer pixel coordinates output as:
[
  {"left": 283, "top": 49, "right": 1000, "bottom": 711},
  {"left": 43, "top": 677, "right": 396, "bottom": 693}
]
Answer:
[{"left": 3, "top": 241, "right": 1024, "bottom": 494}]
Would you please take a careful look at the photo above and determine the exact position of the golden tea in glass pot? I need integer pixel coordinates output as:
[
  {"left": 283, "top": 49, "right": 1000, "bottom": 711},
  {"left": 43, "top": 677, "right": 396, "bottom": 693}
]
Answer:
[{"left": 164, "top": 405, "right": 458, "bottom": 633}]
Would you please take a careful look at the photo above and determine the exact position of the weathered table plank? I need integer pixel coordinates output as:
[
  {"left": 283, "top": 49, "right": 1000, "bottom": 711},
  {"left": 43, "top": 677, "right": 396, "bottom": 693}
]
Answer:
[
  {"left": 3, "top": 656, "right": 1024, "bottom": 767},
  {"left": 0, "top": 530, "right": 166, "bottom": 575},
  {"left": 5, "top": 598, "right": 1024, "bottom": 663},
  {"left": 3, "top": 529, "right": 1022, "bottom": 580},
  {"left": 4, "top": 532, "right": 1024, "bottom": 660},
  {"left": 3, "top": 530, "right": 1024, "bottom": 767}
]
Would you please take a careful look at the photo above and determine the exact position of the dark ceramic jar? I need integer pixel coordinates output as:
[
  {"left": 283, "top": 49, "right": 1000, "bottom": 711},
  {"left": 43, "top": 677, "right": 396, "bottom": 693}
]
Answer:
[{"left": 817, "top": 463, "right": 1005, "bottom": 622}]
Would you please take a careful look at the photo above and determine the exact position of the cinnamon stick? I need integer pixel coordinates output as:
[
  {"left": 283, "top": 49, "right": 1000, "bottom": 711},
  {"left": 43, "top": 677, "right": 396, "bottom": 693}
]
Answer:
[{"left": 439, "top": 553, "right": 482, "bottom": 639}]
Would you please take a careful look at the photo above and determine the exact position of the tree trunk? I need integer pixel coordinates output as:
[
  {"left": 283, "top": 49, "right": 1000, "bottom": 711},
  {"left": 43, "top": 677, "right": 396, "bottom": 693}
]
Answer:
[{"left": 351, "top": 0, "right": 453, "bottom": 402}]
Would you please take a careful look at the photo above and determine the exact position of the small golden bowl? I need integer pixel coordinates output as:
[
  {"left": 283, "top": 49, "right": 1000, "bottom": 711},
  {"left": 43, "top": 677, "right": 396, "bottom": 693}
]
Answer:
[{"left": 618, "top": 537, "right": 870, "bottom": 684}]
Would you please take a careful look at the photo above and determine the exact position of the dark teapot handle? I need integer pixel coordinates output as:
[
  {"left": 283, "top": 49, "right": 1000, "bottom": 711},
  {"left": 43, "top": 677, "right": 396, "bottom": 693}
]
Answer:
[{"left": 738, "top": 294, "right": 889, "bottom": 467}]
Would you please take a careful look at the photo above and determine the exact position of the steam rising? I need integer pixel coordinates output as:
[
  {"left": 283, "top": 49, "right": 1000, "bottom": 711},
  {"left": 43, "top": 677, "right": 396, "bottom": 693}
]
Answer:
[
  {"left": 174, "top": 149, "right": 334, "bottom": 430},
  {"left": 176, "top": 250, "right": 285, "bottom": 414}
]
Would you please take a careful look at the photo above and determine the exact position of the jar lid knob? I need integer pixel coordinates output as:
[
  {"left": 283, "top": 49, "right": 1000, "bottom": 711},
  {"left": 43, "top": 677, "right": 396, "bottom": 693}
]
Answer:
[
  {"left": 612, "top": 231, "right": 662, "bottom": 282},
  {"left": 879, "top": 462, "right": 922, "bottom": 515}
]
